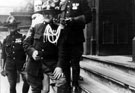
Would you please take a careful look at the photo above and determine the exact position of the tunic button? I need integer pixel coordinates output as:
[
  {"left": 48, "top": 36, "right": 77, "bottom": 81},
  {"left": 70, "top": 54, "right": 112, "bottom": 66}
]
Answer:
[
  {"left": 13, "top": 46, "right": 15, "bottom": 48},
  {"left": 42, "top": 49, "right": 44, "bottom": 52},
  {"left": 67, "top": 6, "right": 70, "bottom": 8},
  {"left": 67, "top": 11, "right": 69, "bottom": 14},
  {"left": 13, "top": 51, "right": 15, "bottom": 54},
  {"left": 13, "top": 57, "right": 15, "bottom": 60},
  {"left": 41, "top": 57, "right": 43, "bottom": 59}
]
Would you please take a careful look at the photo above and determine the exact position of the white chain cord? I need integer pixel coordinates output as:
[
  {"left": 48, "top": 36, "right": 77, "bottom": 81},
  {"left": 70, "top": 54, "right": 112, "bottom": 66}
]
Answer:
[{"left": 43, "top": 24, "right": 62, "bottom": 44}]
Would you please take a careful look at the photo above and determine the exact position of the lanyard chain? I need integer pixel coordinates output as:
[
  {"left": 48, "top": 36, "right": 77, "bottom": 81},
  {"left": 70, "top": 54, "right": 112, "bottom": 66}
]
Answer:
[{"left": 43, "top": 24, "right": 61, "bottom": 44}]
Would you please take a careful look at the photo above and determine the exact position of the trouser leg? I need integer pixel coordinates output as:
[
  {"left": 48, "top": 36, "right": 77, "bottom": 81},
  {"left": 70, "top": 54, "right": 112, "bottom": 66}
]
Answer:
[
  {"left": 7, "top": 70, "right": 17, "bottom": 93},
  {"left": 42, "top": 74, "right": 49, "bottom": 93},
  {"left": 63, "top": 62, "right": 71, "bottom": 87},
  {"left": 71, "top": 44, "right": 83, "bottom": 86},
  {"left": 71, "top": 58, "right": 80, "bottom": 86},
  {"left": 52, "top": 73, "right": 70, "bottom": 93},
  {"left": 21, "top": 73, "right": 30, "bottom": 93},
  {"left": 57, "top": 83, "right": 71, "bottom": 93},
  {"left": 27, "top": 73, "right": 43, "bottom": 93},
  {"left": 61, "top": 53, "right": 72, "bottom": 93},
  {"left": 50, "top": 79, "right": 57, "bottom": 93}
]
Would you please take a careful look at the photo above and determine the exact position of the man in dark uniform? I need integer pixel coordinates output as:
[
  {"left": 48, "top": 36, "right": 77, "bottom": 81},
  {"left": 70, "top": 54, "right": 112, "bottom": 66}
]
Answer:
[
  {"left": 58, "top": 0, "right": 92, "bottom": 92},
  {"left": 1, "top": 15, "right": 29, "bottom": 93},
  {"left": 23, "top": 0, "right": 67, "bottom": 93}
]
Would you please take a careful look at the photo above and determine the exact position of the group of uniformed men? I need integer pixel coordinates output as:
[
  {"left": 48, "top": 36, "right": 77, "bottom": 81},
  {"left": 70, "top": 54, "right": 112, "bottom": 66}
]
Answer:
[{"left": 1, "top": 0, "right": 92, "bottom": 93}]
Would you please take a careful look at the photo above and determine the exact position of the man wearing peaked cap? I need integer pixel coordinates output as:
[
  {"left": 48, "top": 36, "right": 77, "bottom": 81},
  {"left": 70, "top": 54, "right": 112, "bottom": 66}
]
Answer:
[
  {"left": 1, "top": 15, "right": 29, "bottom": 93},
  {"left": 58, "top": 0, "right": 92, "bottom": 92}
]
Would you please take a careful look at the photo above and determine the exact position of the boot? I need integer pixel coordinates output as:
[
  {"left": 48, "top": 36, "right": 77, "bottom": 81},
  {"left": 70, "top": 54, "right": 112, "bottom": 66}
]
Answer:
[
  {"left": 72, "top": 86, "right": 81, "bottom": 93},
  {"left": 57, "top": 84, "right": 71, "bottom": 93}
]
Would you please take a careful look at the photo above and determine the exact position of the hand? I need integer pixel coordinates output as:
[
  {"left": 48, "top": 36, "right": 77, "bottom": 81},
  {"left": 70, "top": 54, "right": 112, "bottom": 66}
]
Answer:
[
  {"left": 53, "top": 67, "right": 64, "bottom": 80},
  {"left": 32, "top": 50, "right": 39, "bottom": 60},
  {"left": 65, "top": 17, "right": 73, "bottom": 23},
  {"left": 1, "top": 70, "right": 7, "bottom": 77},
  {"left": 58, "top": 24, "right": 64, "bottom": 30},
  {"left": 63, "top": 17, "right": 74, "bottom": 26}
]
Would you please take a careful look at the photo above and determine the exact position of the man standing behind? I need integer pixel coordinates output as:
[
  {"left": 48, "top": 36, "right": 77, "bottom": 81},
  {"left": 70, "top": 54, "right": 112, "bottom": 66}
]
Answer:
[
  {"left": 58, "top": 0, "right": 92, "bottom": 92},
  {"left": 1, "top": 15, "right": 29, "bottom": 93}
]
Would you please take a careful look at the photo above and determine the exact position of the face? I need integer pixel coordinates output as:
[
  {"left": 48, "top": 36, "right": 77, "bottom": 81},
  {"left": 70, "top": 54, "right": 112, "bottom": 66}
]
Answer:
[
  {"left": 43, "top": 12, "right": 54, "bottom": 23},
  {"left": 32, "top": 14, "right": 44, "bottom": 25},
  {"left": 8, "top": 25, "right": 17, "bottom": 32}
]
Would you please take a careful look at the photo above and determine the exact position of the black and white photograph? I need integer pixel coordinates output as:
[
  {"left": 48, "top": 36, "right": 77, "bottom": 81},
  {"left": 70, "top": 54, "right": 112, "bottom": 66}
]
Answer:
[{"left": 0, "top": 0, "right": 135, "bottom": 93}]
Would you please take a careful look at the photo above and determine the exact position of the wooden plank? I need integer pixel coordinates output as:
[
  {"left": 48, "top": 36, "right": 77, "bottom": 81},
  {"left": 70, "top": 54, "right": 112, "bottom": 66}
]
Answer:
[
  {"left": 80, "top": 61, "right": 135, "bottom": 88},
  {"left": 80, "top": 69, "right": 118, "bottom": 93},
  {"left": 83, "top": 55, "right": 135, "bottom": 69}
]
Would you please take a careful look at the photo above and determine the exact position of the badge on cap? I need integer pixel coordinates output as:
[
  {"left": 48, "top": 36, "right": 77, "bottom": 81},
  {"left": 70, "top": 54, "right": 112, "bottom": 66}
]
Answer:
[{"left": 72, "top": 3, "right": 79, "bottom": 10}]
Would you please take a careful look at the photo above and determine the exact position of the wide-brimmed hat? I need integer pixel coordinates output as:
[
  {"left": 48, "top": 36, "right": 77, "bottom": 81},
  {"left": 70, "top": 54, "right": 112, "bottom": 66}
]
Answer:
[
  {"left": 3, "top": 15, "right": 20, "bottom": 27},
  {"left": 36, "top": 0, "right": 61, "bottom": 15}
]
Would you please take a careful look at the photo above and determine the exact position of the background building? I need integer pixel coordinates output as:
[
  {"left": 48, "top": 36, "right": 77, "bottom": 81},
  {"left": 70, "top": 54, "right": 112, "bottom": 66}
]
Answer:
[
  {"left": 0, "top": 0, "right": 34, "bottom": 42},
  {"left": 84, "top": 0, "right": 135, "bottom": 55},
  {"left": 0, "top": 0, "right": 135, "bottom": 55}
]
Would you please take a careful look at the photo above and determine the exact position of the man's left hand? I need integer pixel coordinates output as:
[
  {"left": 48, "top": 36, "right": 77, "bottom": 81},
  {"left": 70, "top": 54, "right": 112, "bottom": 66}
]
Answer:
[{"left": 53, "top": 67, "right": 64, "bottom": 80}]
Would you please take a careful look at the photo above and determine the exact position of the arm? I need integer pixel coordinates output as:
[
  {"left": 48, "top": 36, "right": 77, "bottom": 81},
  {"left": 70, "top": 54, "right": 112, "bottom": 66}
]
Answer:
[
  {"left": 53, "top": 32, "right": 65, "bottom": 79},
  {"left": 23, "top": 27, "right": 40, "bottom": 61},
  {"left": 1, "top": 58, "right": 7, "bottom": 77},
  {"left": 80, "top": 0, "right": 92, "bottom": 24},
  {"left": 23, "top": 27, "right": 36, "bottom": 57},
  {"left": 1, "top": 39, "right": 7, "bottom": 76},
  {"left": 1, "top": 39, "right": 6, "bottom": 70}
]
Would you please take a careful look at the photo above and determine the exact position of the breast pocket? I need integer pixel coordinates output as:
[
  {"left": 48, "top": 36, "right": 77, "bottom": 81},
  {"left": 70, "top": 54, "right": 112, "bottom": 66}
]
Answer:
[{"left": 72, "top": 3, "right": 80, "bottom": 11}]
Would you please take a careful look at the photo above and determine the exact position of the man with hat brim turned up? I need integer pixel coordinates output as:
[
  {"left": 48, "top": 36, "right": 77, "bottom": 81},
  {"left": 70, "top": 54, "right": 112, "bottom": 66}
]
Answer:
[
  {"left": 23, "top": 0, "right": 67, "bottom": 93},
  {"left": 1, "top": 15, "right": 29, "bottom": 93}
]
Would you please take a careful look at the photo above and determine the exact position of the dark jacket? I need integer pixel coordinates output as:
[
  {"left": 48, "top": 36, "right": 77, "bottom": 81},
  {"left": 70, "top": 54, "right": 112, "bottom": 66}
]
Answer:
[
  {"left": 59, "top": 0, "right": 92, "bottom": 44},
  {"left": 23, "top": 23, "right": 63, "bottom": 76},
  {"left": 2, "top": 31, "right": 26, "bottom": 71}
]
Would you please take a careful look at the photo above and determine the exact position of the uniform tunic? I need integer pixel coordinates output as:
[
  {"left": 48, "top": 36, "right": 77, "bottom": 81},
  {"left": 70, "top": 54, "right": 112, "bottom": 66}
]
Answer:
[
  {"left": 1, "top": 31, "right": 28, "bottom": 93},
  {"left": 23, "top": 22, "right": 68, "bottom": 93},
  {"left": 59, "top": 0, "right": 92, "bottom": 44},
  {"left": 23, "top": 22, "right": 62, "bottom": 77},
  {"left": 2, "top": 31, "right": 26, "bottom": 71}
]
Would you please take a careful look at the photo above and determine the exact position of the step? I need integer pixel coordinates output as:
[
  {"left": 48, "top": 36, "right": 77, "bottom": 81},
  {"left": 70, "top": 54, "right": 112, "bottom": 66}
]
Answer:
[
  {"left": 80, "top": 60, "right": 135, "bottom": 90},
  {"left": 83, "top": 55, "right": 135, "bottom": 69},
  {"left": 82, "top": 56, "right": 135, "bottom": 77},
  {"left": 80, "top": 68, "right": 135, "bottom": 93},
  {"left": 80, "top": 69, "right": 118, "bottom": 93}
]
